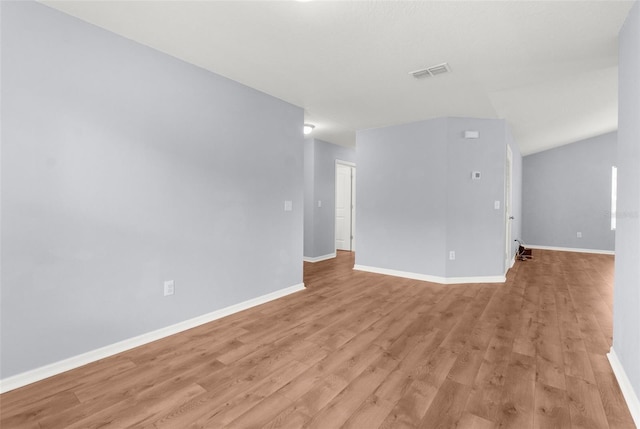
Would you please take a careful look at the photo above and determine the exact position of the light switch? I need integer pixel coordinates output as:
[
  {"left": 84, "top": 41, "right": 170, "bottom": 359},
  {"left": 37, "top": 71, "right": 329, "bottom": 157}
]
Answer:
[
  {"left": 494, "top": 200, "right": 500, "bottom": 210},
  {"left": 318, "top": 200, "right": 322, "bottom": 208},
  {"left": 164, "top": 280, "right": 175, "bottom": 296},
  {"left": 284, "top": 200, "right": 293, "bottom": 211}
]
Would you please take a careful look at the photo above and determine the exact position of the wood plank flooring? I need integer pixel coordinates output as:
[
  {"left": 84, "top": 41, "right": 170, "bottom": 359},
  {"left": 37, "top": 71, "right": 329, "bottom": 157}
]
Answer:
[{"left": 1, "top": 250, "right": 636, "bottom": 428}]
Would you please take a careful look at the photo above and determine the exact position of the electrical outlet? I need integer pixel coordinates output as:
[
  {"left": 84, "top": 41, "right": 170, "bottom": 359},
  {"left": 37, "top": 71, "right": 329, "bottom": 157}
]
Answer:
[
  {"left": 164, "top": 280, "right": 175, "bottom": 296},
  {"left": 449, "top": 251, "right": 456, "bottom": 260},
  {"left": 577, "top": 232, "right": 582, "bottom": 238},
  {"left": 318, "top": 200, "right": 322, "bottom": 208}
]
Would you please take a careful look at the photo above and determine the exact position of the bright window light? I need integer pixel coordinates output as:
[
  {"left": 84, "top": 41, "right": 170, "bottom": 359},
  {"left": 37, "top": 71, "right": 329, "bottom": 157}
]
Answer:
[{"left": 611, "top": 166, "right": 617, "bottom": 230}]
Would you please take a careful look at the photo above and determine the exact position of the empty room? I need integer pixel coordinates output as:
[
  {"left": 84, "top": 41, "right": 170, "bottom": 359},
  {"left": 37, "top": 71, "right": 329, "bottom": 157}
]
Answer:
[{"left": 1, "top": 1, "right": 639, "bottom": 428}]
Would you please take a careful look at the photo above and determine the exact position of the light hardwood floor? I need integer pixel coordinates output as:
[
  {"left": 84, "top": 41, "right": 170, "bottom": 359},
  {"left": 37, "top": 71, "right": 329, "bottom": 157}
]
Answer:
[{"left": 0, "top": 250, "right": 636, "bottom": 428}]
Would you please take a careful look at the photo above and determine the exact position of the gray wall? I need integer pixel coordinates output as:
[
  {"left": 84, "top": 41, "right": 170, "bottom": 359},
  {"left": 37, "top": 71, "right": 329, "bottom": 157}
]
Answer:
[
  {"left": 522, "top": 132, "right": 616, "bottom": 251},
  {"left": 356, "top": 119, "right": 449, "bottom": 277},
  {"left": 303, "top": 139, "right": 316, "bottom": 257},
  {"left": 303, "top": 138, "right": 355, "bottom": 259},
  {"left": 614, "top": 0, "right": 640, "bottom": 406},
  {"left": 445, "top": 118, "right": 512, "bottom": 277},
  {"left": 1, "top": 2, "right": 304, "bottom": 378},
  {"left": 356, "top": 117, "right": 517, "bottom": 279}
]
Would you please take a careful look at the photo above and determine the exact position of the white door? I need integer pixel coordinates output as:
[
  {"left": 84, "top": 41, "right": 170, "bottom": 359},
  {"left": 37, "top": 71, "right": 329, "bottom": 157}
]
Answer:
[
  {"left": 505, "top": 146, "right": 513, "bottom": 271},
  {"left": 351, "top": 168, "right": 356, "bottom": 252},
  {"left": 336, "top": 163, "right": 354, "bottom": 251}
]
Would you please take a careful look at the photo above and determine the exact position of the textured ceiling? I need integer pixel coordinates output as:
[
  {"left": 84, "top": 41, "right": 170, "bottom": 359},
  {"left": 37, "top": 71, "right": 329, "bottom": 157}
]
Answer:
[{"left": 42, "top": 0, "right": 634, "bottom": 155}]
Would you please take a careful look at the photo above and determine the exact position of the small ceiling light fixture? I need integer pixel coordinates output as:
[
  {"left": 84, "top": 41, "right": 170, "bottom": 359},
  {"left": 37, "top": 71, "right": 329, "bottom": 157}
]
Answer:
[
  {"left": 303, "top": 124, "right": 315, "bottom": 135},
  {"left": 409, "top": 62, "right": 451, "bottom": 79}
]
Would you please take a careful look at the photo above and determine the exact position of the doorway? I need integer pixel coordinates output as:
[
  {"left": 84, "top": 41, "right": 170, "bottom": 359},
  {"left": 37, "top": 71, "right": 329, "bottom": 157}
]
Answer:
[
  {"left": 335, "top": 161, "right": 355, "bottom": 252},
  {"left": 505, "top": 145, "right": 513, "bottom": 272}
]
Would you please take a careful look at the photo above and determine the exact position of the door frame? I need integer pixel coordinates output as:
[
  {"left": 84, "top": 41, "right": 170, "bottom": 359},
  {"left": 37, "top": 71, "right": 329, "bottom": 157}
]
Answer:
[
  {"left": 335, "top": 160, "right": 356, "bottom": 252},
  {"left": 505, "top": 145, "right": 513, "bottom": 272}
]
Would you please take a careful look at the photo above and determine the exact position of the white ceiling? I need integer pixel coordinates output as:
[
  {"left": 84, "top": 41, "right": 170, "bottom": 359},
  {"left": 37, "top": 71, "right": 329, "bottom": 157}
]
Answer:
[{"left": 42, "top": 0, "right": 635, "bottom": 155}]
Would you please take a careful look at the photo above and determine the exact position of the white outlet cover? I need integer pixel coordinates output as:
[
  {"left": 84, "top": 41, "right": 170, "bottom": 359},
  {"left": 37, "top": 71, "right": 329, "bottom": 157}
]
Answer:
[
  {"left": 284, "top": 200, "right": 293, "bottom": 211},
  {"left": 494, "top": 200, "right": 500, "bottom": 210},
  {"left": 449, "top": 251, "right": 456, "bottom": 260},
  {"left": 318, "top": 200, "right": 322, "bottom": 208},
  {"left": 164, "top": 280, "right": 175, "bottom": 296}
]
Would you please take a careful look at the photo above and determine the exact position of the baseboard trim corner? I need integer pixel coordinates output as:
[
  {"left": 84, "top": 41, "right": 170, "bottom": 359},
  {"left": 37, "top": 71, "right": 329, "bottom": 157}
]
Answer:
[
  {"left": 353, "top": 264, "right": 505, "bottom": 285},
  {"left": 526, "top": 244, "right": 615, "bottom": 255},
  {"left": 503, "top": 256, "right": 517, "bottom": 277},
  {"left": 303, "top": 252, "right": 337, "bottom": 263},
  {"left": 607, "top": 347, "right": 640, "bottom": 427},
  {"left": 0, "top": 282, "right": 305, "bottom": 394}
]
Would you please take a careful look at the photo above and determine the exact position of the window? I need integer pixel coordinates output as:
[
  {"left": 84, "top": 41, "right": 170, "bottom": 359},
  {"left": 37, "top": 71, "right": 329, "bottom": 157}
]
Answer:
[{"left": 611, "top": 166, "right": 617, "bottom": 230}]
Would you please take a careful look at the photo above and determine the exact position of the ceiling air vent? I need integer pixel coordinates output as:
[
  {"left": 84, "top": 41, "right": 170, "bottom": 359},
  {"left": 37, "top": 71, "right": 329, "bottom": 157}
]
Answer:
[{"left": 409, "top": 62, "right": 451, "bottom": 79}]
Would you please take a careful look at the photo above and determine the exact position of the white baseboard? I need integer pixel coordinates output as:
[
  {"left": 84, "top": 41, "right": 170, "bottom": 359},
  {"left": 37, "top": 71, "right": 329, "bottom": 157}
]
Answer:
[
  {"left": 607, "top": 348, "right": 640, "bottom": 428},
  {"left": 502, "top": 256, "right": 517, "bottom": 277},
  {"left": 526, "top": 244, "right": 615, "bottom": 255},
  {"left": 0, "top": 283, "right": 306, "bottom": 394},
  {"left": 303, "top": 252, "right": 336, "bottom": 263},
  {"left": 353, "top": 265, "right": 506, "bottom": 285}
]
